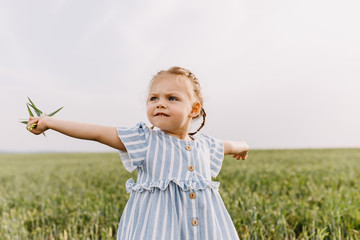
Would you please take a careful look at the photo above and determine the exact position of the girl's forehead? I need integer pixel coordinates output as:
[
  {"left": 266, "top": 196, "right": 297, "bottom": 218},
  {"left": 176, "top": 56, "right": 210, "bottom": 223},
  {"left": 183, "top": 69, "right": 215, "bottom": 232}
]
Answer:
[{"left": 150, "top": 74, "right": 193, "bottom": 95}]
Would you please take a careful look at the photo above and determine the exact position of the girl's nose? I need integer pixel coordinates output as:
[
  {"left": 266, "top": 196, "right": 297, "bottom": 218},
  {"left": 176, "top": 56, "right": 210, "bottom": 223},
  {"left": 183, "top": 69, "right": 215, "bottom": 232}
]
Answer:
[{"left": 156, "top": 101, "right": 166, "bottom": 109}]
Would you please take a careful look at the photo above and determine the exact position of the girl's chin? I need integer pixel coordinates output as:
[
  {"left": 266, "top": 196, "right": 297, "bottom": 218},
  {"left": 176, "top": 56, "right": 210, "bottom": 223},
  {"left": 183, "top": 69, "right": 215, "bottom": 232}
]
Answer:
[{"left": 151, "top": 123, "right": 172, "bottom": 132}]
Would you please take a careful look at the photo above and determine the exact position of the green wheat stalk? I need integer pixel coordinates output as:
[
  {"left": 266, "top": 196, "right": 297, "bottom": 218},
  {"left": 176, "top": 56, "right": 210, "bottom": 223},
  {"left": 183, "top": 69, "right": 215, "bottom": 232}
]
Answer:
[{"left": 20, "top": 97, "right": 63, "bottom": 136}]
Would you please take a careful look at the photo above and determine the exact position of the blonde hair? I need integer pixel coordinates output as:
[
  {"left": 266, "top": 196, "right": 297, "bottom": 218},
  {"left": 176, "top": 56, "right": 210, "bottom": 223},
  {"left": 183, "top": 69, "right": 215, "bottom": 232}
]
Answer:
[{"left": 150, "top": 66, "right": 206, "bottom": 135}]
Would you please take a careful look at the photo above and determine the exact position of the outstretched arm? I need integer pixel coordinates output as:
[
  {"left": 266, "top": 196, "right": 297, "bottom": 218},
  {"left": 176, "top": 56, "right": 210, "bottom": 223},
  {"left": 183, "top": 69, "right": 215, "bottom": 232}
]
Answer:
[
  {"left": 26, "top": 116, "right": 126, "bottom": 151},
  {"left": 223, "top": 140, "right": 249, "bottom": 160}
]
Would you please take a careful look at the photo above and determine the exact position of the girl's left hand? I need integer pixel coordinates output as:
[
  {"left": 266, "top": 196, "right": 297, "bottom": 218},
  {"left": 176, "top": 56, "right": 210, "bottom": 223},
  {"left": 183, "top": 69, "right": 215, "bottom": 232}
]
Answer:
[
  {"left": 223, "top": 140, "right": 249, "bottom": 160},
  {"left": 232, "top": 150, "right": 248, "bottom": 160}
]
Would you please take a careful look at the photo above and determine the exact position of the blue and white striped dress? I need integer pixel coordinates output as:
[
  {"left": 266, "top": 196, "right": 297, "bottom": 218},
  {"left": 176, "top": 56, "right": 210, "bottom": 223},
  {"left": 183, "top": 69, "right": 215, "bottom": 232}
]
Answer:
[{"left": 116, "top": 122, "right": 239, "bottom": 240}]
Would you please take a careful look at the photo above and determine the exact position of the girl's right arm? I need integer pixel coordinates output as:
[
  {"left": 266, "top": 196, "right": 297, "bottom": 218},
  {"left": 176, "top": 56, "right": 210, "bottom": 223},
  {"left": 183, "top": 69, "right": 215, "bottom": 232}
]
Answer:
[{"left": 26, "top": 116, "right": 126, "bottom": 151}]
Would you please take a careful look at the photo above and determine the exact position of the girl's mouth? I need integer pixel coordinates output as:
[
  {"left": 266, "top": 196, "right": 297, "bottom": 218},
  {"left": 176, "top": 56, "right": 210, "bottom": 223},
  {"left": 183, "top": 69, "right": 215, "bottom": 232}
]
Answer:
[{"left": 155, "top": 113, "right": 169, "bottom": 117}]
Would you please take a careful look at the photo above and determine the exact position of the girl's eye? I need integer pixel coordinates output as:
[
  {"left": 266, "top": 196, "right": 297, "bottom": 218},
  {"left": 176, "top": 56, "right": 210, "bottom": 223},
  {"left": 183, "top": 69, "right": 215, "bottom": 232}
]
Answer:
[
  {"left": 168, "top": 96, "right": 178, "bottom": 101},
  {"left": 149, "top": 96, "right": 158, "bottom": 101}
]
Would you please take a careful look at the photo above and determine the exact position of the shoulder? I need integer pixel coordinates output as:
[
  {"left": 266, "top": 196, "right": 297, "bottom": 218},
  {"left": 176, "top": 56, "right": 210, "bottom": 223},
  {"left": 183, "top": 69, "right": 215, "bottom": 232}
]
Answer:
[
  {"left": 196, "top": 133, "right": 224, "bottom": 150},
  {"left": 197, "top": 133, "right": 217, "bottom": 144},
  {"left": 117, "top": 122, "right": 151, "bottom": 133},
  {"left": 117, "top": 122, "right": 152, "bottom": 142},
  {"left": 117, "top": 122, "right": 149, "bottom": 130},
  {"left": 197, "top": 133, "right": 220, "bottom": 142}
]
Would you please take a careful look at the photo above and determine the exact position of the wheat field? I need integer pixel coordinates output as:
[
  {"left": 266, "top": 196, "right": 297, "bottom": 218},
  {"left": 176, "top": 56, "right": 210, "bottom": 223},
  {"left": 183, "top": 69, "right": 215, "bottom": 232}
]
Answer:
[{"left": 0, "top": 149, "right": 359, "bottom": 239}]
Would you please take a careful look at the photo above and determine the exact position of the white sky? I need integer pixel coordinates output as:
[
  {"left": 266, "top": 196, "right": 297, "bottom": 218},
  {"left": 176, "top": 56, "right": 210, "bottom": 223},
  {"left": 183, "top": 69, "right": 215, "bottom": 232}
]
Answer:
[{"left": 1, "top": 0, "right": 360, "bottom": 152}]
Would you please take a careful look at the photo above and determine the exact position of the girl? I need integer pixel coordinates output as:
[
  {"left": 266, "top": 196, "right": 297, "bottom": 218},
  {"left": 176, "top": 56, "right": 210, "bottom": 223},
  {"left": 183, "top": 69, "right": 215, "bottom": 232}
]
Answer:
[{"left": 27, "top": 66, "right": 249, "bottom": 240}]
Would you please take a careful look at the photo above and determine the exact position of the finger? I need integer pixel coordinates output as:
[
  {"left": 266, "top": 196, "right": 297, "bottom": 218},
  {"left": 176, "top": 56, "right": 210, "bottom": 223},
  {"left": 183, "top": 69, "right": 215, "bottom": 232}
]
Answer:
[
  {"left": 26, "top": 121, "right": 32, "bottom": 129},
  {"left": 27, "top": 123, "right": 36, "bottom": 132},
  {"left": 27, "top": 120, "right": 37, "bottom": 128},
  {"left": 27, "top": 117, "right": 37, "bottom": 124},
  {"left": 26, "top": 119, "right": 39, "bottom": 132}
]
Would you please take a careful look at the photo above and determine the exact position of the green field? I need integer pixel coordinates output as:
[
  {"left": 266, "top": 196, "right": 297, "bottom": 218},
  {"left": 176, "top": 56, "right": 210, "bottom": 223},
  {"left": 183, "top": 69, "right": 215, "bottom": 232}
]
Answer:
[{"left": 1, "top": 149, "right": 359, "bottom": 239}]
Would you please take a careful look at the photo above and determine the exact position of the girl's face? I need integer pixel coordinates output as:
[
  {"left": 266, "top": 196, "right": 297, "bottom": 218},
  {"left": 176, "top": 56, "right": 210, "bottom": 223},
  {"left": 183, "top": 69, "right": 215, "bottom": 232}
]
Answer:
[{"left": 147, "top": 74, "right": 200, "bottom": 138}]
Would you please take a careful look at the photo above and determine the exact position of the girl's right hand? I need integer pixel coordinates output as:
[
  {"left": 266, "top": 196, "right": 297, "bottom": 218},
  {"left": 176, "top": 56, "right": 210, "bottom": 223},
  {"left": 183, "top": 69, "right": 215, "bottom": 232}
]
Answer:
[{"left": 26, "top": 116, "right": 49, "bottom": 135}]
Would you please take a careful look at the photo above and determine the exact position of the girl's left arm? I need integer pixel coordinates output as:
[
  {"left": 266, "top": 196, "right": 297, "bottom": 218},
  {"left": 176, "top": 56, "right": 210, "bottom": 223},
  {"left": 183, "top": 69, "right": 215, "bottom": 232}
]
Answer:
[{"left": 223, "top": 140, "right": 249, "bottom": 160}]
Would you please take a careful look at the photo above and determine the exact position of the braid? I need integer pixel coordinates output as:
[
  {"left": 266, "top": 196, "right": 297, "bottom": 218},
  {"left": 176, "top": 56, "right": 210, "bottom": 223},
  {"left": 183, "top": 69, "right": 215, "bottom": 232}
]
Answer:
[{"left": 189, "top": 109, "right": 206, "bottom": 136}]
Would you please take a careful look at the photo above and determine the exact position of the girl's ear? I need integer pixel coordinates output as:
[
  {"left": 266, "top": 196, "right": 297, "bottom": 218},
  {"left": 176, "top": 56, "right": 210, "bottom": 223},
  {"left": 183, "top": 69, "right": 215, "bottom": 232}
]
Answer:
[{"left": 190, "top": 102, "right": 201, "bottom": 118}]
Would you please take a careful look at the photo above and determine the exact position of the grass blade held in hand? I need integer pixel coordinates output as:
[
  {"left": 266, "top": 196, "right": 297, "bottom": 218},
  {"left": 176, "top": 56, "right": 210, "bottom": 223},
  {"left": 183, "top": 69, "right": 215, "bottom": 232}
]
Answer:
[
  {"left": 27, "top": 97, "right": 43, "bottom": 116},
  {"left": 27, "top": 123, "right": 38, "bottom": 131},
  {"left": 26, "top": 104, "right": 34, "bottom": 117},
  {"left": 28, "top": 104, "right": 42, "bottom": 116},
  {"left": 47, "top": 106, "right": 64, "bottom": 117},
  {"left": 27, "top": 97, "right": 40, "bottom": 111}
]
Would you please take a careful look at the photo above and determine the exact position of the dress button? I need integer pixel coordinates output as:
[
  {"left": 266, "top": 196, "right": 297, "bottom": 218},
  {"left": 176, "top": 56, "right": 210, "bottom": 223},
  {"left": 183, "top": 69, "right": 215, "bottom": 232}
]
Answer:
[
  {"left": 185, "top": 145, "right": 192, "bottom": 151},
  {"left": 192, "top": 218, "right": 199, "bottom": 226},
  {"left": 189, "top": 192, "right": 196, "bottom": 199},
  {"left": 188, "top": 165, "right": 194, "bottom": 171}
]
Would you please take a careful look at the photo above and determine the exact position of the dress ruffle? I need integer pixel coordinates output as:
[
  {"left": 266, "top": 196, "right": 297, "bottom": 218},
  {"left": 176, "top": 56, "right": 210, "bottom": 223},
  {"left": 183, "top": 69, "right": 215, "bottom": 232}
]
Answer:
[{"left": 125, "top": 178, "right": 220, "bottom": 193}]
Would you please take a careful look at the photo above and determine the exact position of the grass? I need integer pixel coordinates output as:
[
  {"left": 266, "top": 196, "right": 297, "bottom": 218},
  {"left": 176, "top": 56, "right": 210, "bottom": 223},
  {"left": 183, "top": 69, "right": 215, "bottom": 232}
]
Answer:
[{"left": 0, "top": 149, "right": 359, "bottom": 239}]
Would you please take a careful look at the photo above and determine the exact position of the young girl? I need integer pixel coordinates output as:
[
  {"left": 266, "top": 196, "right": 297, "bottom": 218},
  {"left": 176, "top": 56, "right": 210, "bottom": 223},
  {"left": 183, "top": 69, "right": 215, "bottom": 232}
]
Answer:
[{"left": 27, "top": 66, "right": 249, "bottom": 240}]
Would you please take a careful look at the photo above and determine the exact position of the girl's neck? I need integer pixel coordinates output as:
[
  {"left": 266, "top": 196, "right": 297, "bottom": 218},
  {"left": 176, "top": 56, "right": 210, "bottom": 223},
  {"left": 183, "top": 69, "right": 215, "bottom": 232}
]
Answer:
[{"left": 160, "top": 129, "right": 193, "bottom": 141}]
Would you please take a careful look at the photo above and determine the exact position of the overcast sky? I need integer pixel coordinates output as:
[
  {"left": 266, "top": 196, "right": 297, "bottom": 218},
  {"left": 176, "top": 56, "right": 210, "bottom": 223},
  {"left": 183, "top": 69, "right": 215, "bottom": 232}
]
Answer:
[{"left": 1, "top": 0, "right": 359, "bottom": 152}]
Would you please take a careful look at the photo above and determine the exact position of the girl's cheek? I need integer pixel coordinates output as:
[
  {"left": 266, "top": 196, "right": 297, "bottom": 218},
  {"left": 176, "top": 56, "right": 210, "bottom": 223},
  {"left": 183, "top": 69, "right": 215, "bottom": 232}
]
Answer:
[{"left": 146, "top": 105, "right": 154, "bottom": 117}]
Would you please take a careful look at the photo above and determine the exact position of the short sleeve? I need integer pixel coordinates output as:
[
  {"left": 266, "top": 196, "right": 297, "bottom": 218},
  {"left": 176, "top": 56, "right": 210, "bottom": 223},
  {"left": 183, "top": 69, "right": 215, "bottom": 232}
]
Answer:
[
  {"left": 201, "top": 134, "right": 225, "bottom": 178},
  {"left": 117, "top": 122, "right": 150, "bottom": 172}
]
